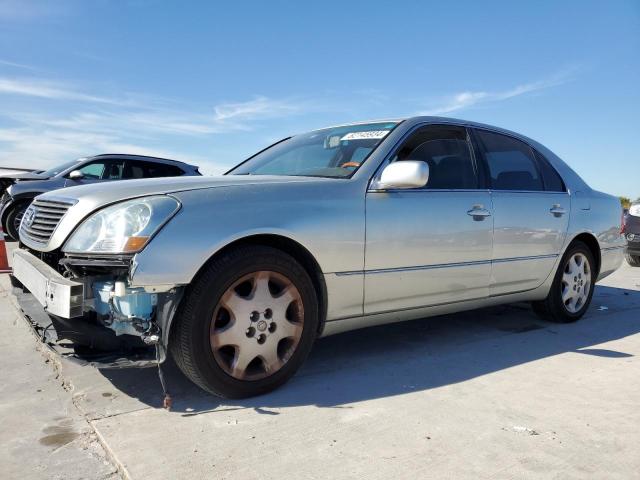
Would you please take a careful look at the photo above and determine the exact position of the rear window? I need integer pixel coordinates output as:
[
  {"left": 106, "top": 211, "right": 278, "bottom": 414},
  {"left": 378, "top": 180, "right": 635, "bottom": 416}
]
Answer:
[
  {"left": 124, "top": 161, "right": 185, "bottom": 179},
  {"left": 533, "top": 150, "right": 565, "bottom": 192},
  {"left": 475, "top": 129, "right": 543, "bottom": 191}
]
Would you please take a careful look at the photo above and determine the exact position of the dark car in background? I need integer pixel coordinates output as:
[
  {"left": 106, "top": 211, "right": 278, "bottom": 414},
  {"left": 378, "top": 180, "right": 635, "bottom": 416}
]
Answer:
[
  {"left": 1, "top": 154, "right": 200, "bottom": 240},
  {"left": 0, "top": 166, "right": 41, "bottom": 197},
  {"left": 623, "top": 203, "right": 640, "bottom": 267}
]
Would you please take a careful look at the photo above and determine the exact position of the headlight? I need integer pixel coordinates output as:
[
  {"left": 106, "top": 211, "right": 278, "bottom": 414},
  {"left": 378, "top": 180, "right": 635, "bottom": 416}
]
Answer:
[
  {"left": 63, "top": 196, "right": 180, "bottom": 254},
  {"left": 629, "top": 204, "right": 640, "bottom": 217}
]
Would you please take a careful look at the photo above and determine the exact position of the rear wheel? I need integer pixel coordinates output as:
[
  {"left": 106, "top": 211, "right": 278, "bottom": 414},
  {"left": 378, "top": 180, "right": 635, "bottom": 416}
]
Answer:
[
  {"left": 625, "top": 254, "right": 640, "bottom": 267},
  {"left": 4, "top": 201, "right": 30, "bottom": 241},
  {"left": 170, "top": 245, "right": 319, "bottom": 398},
  {"left": 532, "top": 241, "right": 596, "bottom": 323}
]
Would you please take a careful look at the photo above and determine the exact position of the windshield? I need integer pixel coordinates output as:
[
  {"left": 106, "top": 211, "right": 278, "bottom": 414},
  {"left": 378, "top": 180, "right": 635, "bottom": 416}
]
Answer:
[
  {"left": 40, "top": 159, "right": 83, "bottom": 177},
  {"left": 229, "top": 121, "right": 400, "bottom": 178}
]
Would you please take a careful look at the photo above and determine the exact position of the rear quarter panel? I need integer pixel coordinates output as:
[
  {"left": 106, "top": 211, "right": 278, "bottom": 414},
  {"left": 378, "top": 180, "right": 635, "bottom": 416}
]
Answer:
[{"left": 566, "top": 189, "right": 624, "bottom": 280}]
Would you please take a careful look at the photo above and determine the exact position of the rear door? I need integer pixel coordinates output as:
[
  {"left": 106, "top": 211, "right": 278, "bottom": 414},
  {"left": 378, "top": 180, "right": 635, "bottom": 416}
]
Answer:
[
  {"left": 123, "top": 161, "right": 186, "bottom": 179},
  {"left": 472, "top": 128, "right": 569, "bottom": 295}
]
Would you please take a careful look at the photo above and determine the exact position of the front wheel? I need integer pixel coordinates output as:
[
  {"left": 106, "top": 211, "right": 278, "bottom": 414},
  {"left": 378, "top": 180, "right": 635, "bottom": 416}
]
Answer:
[
  {"left": 625, "top": 254, "right": 640, "bottom": 267},
  {"left": 4, "top": 202, "right": 30, "bottom": 241},
  {"left": 532, "top": 241, "right": 596, "bottom": 323},
  {"left": 170, "top": 245, "right": 319, "bottom": 398}
]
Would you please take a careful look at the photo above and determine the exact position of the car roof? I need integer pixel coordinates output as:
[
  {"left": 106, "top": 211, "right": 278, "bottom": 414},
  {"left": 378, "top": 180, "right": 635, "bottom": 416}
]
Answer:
[{"left": 86, "top": 153, "right": 198, "bottom": 170}]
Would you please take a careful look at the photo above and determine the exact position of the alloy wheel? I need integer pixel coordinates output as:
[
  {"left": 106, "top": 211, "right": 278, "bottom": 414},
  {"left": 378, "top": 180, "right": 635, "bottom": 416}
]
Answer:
[
  {"left": 210, "top": 270, "right": 304, "bottom": 381},
  {"left": 561, "top": 252, "right": 591, "bottom": 313},
  {"left": 13, "top": 208, "right": 25, "bottom": 234}
]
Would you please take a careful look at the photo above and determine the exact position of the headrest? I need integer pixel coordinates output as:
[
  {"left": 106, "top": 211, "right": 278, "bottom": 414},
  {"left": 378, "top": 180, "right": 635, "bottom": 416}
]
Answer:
[{"left": 495, "top": 171, "right": 535, "bottom": 190}]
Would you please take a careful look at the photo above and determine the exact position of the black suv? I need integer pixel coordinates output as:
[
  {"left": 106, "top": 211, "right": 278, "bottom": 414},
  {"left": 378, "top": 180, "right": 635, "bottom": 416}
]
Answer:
[
  {"left": 1, "top": 154, "right": 200, "bottom": 240},
  {"left": 623, "top": 204, "right": 640, "bottom": 267}
]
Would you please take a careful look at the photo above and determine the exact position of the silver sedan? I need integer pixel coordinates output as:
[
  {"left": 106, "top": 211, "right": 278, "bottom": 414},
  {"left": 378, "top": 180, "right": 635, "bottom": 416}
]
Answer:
[{"left": 11, "top": 117, "right": 624, "bottom": 398}]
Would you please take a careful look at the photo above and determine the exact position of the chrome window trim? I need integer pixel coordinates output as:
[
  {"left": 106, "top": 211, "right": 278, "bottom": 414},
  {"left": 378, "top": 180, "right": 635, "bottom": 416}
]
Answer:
[
  {"left": 368, "top": 188, "right": 491, "bottom": 194},
  {"left": 368, "top": 188, "right": 570, "bottom": 195},
  {"left": 367, "top": 121, "right": 483, "bottom": 192},
  {"left": 470, "top": 126, "right": 570, "bottom": 194},
  {"left": 465, "top": 126, "right": 567, "bottom": 193},
  {"left": 489, "top": 190, "right": 571, "bottom": 195},
  {"left": 367, "top": 120, "right": 573, "bottom": 195}
]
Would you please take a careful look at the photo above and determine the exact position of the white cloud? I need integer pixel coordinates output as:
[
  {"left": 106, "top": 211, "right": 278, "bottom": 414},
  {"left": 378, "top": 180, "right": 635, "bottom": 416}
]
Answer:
[
  {"left": 213, "top": 96, "right": 300, "bottom": 122},
  {"left": 419, "top": 72, "right": 572, "bottom": 116},
  {"left": 0, "top": 77, "right": 129, "bottom": 105},
  {"left": 0, "top": 77, "right": 306, "bottom": 133},
  {"left": 0, "top": 68, "right": 579, "bottom": 173},
  {"left": 0, "top": 126, "right": 202, "bottom": 167},
  {"left": 0, "top": 59, "right": 37, "bottom": 71},
  {"left": 0, "top": 75, "right": 311, "bottom": 170}
]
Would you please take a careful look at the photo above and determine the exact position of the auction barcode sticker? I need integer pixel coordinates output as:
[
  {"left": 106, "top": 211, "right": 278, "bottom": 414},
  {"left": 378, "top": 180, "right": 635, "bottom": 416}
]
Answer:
[{"left": 340, "top": 130, "right": 390, "bottom": 141}]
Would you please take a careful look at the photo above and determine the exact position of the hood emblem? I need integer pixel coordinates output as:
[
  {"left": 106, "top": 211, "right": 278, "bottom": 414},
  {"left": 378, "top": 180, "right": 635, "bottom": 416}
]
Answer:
[{"left": 22, "top": 207, "right": 37, "bottom": 229}]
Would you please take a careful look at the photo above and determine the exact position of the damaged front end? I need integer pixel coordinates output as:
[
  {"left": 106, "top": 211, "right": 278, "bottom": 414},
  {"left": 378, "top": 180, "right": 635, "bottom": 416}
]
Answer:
[
  {"left": 12, "top": 193, "right": 185, "bottom": 372},
  {"left": 11, "top": 247, "right": 184, "bottom": 368}
]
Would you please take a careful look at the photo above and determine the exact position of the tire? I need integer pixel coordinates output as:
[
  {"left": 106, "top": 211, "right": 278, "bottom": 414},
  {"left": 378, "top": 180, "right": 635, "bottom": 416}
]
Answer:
[
  {"left": 625, "top": 254, "right": 640, "bottom": 267},
  {"left": 4, "top": 201, "right": 30, "bottom": 241},
  {"left": 170, "top": 245, "right": 319, "bottom": 398},
  {"left": 532, "top": 241, "right": 596, "bottom": 323}
]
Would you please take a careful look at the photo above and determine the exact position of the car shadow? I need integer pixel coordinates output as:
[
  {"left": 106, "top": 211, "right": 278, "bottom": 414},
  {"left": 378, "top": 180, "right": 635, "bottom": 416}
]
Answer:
[{"left": 99, "top": 285, "right": 640, "bottom": 414}]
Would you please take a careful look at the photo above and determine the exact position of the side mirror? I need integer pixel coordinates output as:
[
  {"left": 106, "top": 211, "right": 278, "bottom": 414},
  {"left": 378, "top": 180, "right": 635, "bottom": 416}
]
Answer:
[
  {"left": 378, "top": 161, "right": 429, "bottom": 189},
  {"left": 68, "top": 170, "right": 84, "bottom": 180}
]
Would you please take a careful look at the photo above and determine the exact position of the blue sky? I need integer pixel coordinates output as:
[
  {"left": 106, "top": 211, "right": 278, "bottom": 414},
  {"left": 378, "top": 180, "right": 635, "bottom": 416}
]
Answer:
[{"left": 0, "top": 0, "right": 638, "bottom": 197}]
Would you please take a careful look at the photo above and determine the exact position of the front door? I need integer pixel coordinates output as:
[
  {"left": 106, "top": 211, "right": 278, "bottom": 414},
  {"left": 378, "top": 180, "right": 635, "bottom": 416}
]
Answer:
[
  {"left": 64, "top": 159, "right": 125, "bottom": 186},
  {"left": 364, "top": 124, "right": 493, "bottom": 314}
]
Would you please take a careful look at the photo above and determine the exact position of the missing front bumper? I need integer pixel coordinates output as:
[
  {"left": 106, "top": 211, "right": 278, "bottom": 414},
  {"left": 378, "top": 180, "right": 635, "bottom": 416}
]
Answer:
[
  {"left": 12, "top": 248, "right": 84, "bottom": 318},
  {"left": 11, "top": 286, "right": 157, "bottom": 368},
  {"left": 10, "top": 248, "right": 185, "bottom": 368}
]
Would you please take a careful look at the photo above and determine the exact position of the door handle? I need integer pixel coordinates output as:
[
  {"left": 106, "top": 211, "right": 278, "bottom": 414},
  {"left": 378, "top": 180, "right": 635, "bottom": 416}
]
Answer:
[
  {"left": 550, "top": 204, "right": 566, "bottom": 217},
  {"left": 467, "top": 205, "right": 491, "bottom": 220}
]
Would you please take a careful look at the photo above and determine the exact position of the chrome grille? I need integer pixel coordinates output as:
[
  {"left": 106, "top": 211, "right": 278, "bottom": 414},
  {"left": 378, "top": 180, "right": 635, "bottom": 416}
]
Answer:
[{"left": 20, "top": 199, "right": 74, "bottom": 245}]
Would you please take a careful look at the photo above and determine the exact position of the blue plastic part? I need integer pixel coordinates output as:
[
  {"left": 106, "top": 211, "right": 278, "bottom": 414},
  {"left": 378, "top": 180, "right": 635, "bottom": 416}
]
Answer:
[{"left": 93, "top": 281, "right": 157, "bottom": 320}]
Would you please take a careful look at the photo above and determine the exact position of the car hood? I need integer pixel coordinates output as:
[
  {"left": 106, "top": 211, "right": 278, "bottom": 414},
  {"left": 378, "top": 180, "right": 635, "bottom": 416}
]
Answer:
[
  {"left": 26, "top": 175, "right": 335, "bottom": 252},
  {"left": 39, "top": 175, "right": 330, "bottom": 204},
  {"left": 8, "top": 177, "right": 60, "bottom": 196},
  {"left": 5, "top": 172, "right": 49, "bottom": 180}
]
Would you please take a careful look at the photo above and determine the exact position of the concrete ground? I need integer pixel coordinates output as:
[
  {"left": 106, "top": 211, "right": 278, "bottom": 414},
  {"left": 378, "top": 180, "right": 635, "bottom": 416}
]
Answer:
[
  {"left": 1, "top": 240, "right": 639, "bottom": 479},
  {"left": 0, "top": 253, "right": 120, "bottom": 479}
]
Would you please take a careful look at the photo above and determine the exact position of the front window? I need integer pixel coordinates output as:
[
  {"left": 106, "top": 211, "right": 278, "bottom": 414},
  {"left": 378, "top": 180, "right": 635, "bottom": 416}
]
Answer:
[
  {"left": 229, "top": 122, "right": 400, "bottom": 178},
  {"left": 76, "top": 160, "right": 125, "bottom": 180},
  {"left": 389, "top": 125, "right": 478, "bottom": 189}
]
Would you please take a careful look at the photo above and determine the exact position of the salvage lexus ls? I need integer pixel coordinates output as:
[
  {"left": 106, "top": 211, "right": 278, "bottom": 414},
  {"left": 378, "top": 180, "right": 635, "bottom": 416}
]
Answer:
[{"left": 11, "top": 117, "right": 624, "bottom": 398}]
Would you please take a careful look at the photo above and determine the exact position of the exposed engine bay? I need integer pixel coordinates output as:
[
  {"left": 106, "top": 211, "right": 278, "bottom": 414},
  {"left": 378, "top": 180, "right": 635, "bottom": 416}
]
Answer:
[{"left": 12, "top": 245, "right": 184, "bottom": 368}]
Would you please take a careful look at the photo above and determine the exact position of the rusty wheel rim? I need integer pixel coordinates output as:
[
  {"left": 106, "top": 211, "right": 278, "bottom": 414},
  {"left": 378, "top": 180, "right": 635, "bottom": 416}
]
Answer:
[{"left": 210, "top": 270, "right": 304, "bottom": 381}]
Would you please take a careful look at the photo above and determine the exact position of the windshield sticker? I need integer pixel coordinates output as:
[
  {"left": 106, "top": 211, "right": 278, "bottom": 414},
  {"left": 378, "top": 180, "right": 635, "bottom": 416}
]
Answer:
[{"left": 340, "top": 130, "right": 390, "bottom": 141}]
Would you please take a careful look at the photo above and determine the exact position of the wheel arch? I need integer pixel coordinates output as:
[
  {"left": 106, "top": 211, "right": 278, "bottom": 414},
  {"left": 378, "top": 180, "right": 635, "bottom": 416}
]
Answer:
[
  {"left": 566, "top": 232, "right": 601, "bottom": 276},
  {"left": 176, "top": 233, "right": 328, "bottom": 336},
  {"left": 0, "top": 197, "right": 33, "bottom": 232}
]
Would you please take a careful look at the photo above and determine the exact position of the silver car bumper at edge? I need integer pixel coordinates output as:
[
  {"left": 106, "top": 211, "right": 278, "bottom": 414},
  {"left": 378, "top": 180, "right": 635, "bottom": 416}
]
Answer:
[{"left": 12, "top": 249, "right": 84, "bottom": 318}]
